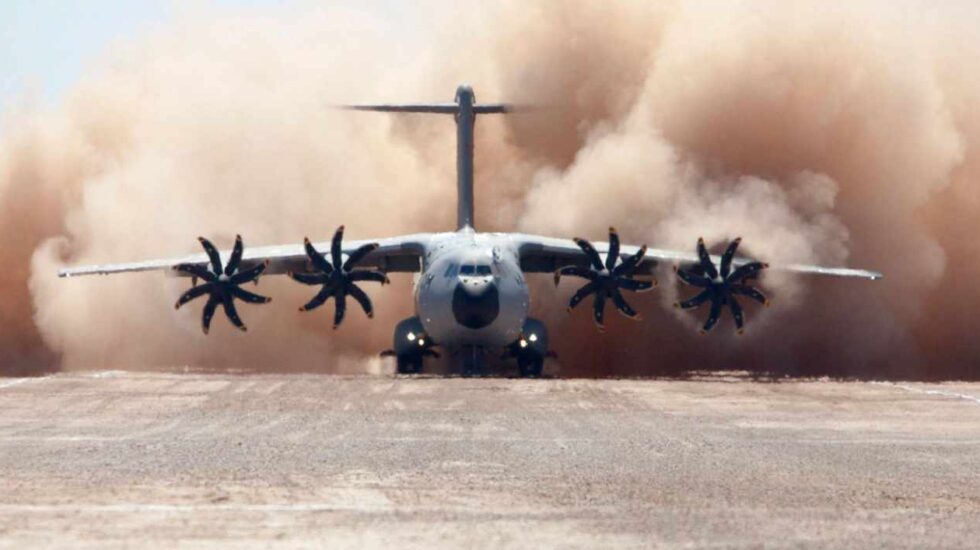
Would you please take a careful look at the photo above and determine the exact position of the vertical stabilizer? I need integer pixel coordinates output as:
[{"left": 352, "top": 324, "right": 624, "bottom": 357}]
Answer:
[{"left": 340, "top": 85, "right": 510, "bottom": 231}]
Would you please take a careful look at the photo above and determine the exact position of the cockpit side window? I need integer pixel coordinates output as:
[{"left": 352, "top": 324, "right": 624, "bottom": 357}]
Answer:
[{"left": 444, "top": 264, "right": 458, "bottom": 278}]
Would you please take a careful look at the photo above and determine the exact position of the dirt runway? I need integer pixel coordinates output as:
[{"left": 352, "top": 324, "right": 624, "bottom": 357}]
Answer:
[{"left": 1, "top": 371, "right": 978, "bottom": 548}]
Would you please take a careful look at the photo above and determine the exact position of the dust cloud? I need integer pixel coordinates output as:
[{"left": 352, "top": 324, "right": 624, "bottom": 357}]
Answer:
[{"left": 2, "top": 1, "right": 979, "bottom": 378}]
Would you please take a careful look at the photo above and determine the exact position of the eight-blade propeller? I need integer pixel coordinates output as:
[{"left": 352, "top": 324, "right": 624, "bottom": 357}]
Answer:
[
  {"left": 174, "top": 235, "right": 271, "bottom": 334},
  {"left": 674, "top": 237, "right": 769, "bottom": 334},
  {"left": 554, "top": 227, "right": 657, "bottom": 331},
  {"left": 289, "top": 226, "right": 389, "bottom": 328}
]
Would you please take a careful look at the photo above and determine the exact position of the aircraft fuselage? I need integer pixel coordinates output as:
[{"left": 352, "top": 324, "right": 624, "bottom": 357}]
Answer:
[{"left": 414, "top": 230, "right": 528, "bottom": 348}]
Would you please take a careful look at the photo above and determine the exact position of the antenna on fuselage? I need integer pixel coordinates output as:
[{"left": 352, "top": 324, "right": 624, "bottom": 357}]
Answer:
[{"left": 339, "top": 85, "right": 511, "bottom": 231}]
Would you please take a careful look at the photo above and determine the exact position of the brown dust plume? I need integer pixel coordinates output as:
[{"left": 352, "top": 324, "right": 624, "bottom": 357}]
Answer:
[{"left": 2, "top": 1, "right": 979, "bottom": 378}]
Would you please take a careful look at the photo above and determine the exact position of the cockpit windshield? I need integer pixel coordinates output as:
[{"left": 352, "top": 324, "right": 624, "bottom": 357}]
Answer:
[{"left": 459, "top": 264, "right": 492, "bottom": 276}]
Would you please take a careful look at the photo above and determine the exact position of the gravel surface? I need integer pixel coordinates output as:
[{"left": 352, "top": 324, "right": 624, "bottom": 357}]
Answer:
[{"left": 0, "top": 371, "right": 978, "bottom": 549}]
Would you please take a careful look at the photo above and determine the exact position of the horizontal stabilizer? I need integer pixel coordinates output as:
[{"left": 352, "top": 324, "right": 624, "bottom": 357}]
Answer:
[
  {"left": 339, "top": 103, "right": 515, "bottom": 115},
  {"left": 339, "top": 103, "right": 458, "bottom": 114}
]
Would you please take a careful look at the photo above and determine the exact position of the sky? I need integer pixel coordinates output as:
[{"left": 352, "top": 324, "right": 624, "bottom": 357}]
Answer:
[{"left": 0, "top": 0, "right": 417, "bottom": 108}]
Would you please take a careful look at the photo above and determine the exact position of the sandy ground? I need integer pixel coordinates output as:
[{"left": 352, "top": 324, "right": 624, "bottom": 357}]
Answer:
[{"left": 0, "top": 371, "right": 979, "bottom": 549}]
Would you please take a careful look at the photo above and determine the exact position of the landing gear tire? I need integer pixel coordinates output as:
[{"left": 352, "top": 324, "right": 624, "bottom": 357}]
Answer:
[
  {"left": 518, "top": 359, "right": 544, "bottom": 379},
  {"left": 396, "top": 355, "right": 423, "bottom": 375}
]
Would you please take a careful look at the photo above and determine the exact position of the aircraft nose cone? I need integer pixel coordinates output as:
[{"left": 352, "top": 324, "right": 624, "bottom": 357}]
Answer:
[{"left": 452, "top": 280, "right": 499, "bottom": 329}]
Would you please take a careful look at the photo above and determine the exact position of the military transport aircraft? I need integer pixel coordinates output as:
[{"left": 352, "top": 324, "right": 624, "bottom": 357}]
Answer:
[{"left": 59, "top": 85, "right": 882, "bottom": 377}]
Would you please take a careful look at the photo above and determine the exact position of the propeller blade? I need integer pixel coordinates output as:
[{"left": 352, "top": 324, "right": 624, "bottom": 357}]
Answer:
[
  {"left": 198, "top": 237, "right": 223, "bottom": 276},
  {"left": 201, "top": 294, "right": 220, "bottom": 335},
  {"left": 728, "top": 295, "right": 745, "bottom": 334},
  {"left": 300, "top": 286, "right": 334, "bottom": 312},
  {"left": 229, "top": 261, "right": 267, "bottom": 285},
  {"left": 612, "top": 245, "right": 647, "bottom": 276},
  {"left": 347, "top": 270, "right": 389, "bottom": 284},
  {"left": 333, "top": 291, "right": 347, "bottom": 328},
  {"left": 554, "top": 265, "right": 598, "bottom": 286},
  {"left": 567, "top": 281, "right": 597, "bottom": 310},
  {"left": 347, "top": 283, "right": 374, "bottom": 318},
  {"left": 331, "top": 226, "right": 345, "bottom": 268},
  {"left": 720, "top": 237, "right": 741, "bottom": 278},
  {"left": 675, "top": 289, "right": 712, "bottom": 310},
  {"left": 175, "top": 283, "right": 212, "bottom": 309},
  {"left": 618, "top": 278, "right": 656, "bottom": 292},
  {"left": 343, "top": 243, "right": 379, "bottom": 271},
  {"left": 289, "top": 272, "right": 328, "bottom": 285},
  {"left": 731, "top": 284, "right": 769, "bottom": 306},
  {"left": 573, "top": 238, "right": 605, "bottom": 271},
  {"left": 605, "top": 227, "right": 620, "bottom": 271},
  {"left": 701, "top": 298, "right": 723, "bottom": 334},
  {"left": 221, "top": 294, "right": 247, "bottom": 332},
  {"left": 728, "top": 261, "right": 767, "bottom": 282},
  {"left": 676, "top": 267, "right": 713, "bottom": 287},
  {"left": 303, "top": 238, "right": 333, "bottom": 274},
  {"left": 174, "top": 263, "right": 216, "bottom": 282},
  {"left": 611, "top": 290, "right": 641, "bottom": 320},
  {"left": 592, "top": 290, "right": 607, "bottom": 330},
  {"left": 230, "top": 286, "right": 271, "bottom": 304},
  {"left": 225, "top": 235, "right": 244, "bottom": 276},
  {"left": 696, "top": 238, "right": 718, "bottom": 280}
]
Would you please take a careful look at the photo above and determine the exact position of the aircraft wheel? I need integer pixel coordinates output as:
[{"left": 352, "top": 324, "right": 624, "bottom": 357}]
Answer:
[
  {"left": 396, "top": 355, "right": 423, "bottom": 375},
  {"left": 518, "top": 359, "right": 544, "bottom": 378}
]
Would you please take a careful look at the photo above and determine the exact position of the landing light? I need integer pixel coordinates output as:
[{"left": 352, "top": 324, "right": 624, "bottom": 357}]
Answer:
[
  {"left": 528, "top": 334, "right": 538, "bottom": 342},
  {"left": 519, "top": 338, "right": 528, "bottom": 348},
  {"left": 407, "top": 332, "right": 416, "bottom": 341},
  {"left": 418, "top": 338, "right": 426, "bottom": 346}
]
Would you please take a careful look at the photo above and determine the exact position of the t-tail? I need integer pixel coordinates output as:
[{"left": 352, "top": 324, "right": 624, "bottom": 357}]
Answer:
[{"left": 340, "top": 85, "right": 510, "bottom": 231}]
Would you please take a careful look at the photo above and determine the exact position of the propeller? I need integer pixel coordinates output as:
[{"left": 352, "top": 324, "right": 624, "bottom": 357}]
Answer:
[
  {"left": 674, "top": 237, "right": 770, "bottom": 334},
  {"left": 554, "top": 227, "right": 657, "bottom": 331},
  {"left": 289, "top": 226, "right": 389, "bottom": 328},
  {"left": 174, "top": 235, "right": 271, "bottom": 334}
]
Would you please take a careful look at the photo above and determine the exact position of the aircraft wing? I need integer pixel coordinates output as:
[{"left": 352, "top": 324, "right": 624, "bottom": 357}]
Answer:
[
  {"left": 58, "top": 233, "right": 432, "bottom": 278},
  {"left": 515, "top": 234, "right": 883, "bottom": 280}
]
